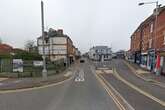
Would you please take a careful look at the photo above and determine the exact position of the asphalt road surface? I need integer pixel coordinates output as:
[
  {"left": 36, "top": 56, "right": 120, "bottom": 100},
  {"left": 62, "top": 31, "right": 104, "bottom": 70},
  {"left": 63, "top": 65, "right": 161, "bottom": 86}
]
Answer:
[
  {"left": 94, "top": 59, "right": 165, "bottom": 110},
  {"left": 0, "top": 60, "right": 119, "bottom": 110}
]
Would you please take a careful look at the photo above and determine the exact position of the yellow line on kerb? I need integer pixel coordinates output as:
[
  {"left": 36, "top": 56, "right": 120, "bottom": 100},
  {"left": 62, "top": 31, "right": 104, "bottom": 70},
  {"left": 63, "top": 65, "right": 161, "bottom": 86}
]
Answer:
[
  {"left": 124, "top": 61, "right": 165, "bottom": 88},
  {"left": 95, "top": 73, "right": 126, "bottom": 110},
  {"left": 0, "top": 76, "right": 72, "bottom": 94},
  {"left": 113, "top": 68, "right": 165, "bottom": 107}
]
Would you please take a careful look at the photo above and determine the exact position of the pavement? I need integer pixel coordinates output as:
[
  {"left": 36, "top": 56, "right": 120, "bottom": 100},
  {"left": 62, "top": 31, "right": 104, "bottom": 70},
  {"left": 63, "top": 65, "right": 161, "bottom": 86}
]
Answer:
[
  {"left": 0, "top": 59, "right": 120, "bottom": 110},
  {"left": 0, "top": 63, "right": 77, "bottom": 91},
  {"left": 93, "top": 59, "right": 165, "bottom": 110},
  {"left": 124, "top": 60, "right": 165, "bottom": 87}
]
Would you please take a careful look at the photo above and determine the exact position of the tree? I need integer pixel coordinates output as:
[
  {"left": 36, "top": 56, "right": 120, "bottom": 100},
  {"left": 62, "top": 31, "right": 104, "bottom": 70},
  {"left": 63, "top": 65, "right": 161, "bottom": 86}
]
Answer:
[{"left": 24, "top": 40, "right": 37, "bottom": 53}]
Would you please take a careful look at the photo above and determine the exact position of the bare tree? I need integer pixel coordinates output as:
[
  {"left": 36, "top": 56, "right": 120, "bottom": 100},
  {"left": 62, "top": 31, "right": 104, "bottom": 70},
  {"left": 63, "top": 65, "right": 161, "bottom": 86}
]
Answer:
[{"left": 24, "top": 40, "right": 36, "bottom": 53}]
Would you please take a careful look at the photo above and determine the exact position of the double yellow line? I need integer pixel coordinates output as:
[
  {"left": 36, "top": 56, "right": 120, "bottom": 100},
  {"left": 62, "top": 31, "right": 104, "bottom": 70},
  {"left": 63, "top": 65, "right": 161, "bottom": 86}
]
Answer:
[{"left": 95, "top": 73, "right": 126, "bottom": 110}]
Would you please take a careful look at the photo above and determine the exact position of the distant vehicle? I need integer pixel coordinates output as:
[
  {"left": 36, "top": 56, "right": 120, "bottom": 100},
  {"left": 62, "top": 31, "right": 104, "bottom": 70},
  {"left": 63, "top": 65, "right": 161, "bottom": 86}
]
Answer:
[{"left": 80, "top": 59, "right": 85, "bottom": 63}]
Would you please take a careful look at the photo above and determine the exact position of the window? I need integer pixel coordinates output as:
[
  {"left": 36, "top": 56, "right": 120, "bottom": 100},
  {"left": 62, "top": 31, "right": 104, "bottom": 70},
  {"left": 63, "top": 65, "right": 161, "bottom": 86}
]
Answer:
[
  {"left": 150, "top": 23, "right": 153, "bottom": 33},
  {"left": 149, "top": 39, "right": 152, "bottom": 48}
]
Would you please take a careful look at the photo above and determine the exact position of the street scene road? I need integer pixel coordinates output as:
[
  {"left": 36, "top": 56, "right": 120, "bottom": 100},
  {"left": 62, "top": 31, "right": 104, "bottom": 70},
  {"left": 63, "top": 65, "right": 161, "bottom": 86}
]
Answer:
[
  {"left": 1, "top": 1, "right": 165, "bottom": 110},
  {"left": 94, "top": 59, "right": 165, "bottom": 110},
  {"left": 0, "top": 60, "right": 119, "bottom": 110},
  {"left": 0, "top": 59, "right": 165, "bottom": 110}
]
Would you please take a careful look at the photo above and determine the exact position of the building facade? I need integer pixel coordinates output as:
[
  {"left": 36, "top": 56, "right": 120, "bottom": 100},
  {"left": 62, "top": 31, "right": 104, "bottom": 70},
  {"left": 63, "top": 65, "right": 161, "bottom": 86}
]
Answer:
[
  {"left": 130, "top": 6, "right": 165, "bottom": 75},
  {"left": 37, "top": 28, "right": 79, "bottom": 65},
  {"left": 88, "top": 46, "right": 112, "bottom": 61}
]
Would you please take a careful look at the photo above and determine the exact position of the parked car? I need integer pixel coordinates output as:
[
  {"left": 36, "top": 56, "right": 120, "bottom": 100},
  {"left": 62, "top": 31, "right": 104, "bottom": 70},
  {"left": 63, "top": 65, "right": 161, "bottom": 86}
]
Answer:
[{"left": 80, "top": 59, "right": 85, "bottom": 63}]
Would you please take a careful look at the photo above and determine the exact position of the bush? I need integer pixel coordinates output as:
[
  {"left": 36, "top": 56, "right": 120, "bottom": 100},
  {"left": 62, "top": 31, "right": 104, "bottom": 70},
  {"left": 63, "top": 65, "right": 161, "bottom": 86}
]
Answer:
[
  {"left": 13, "top": 52, "right": 42, "bottom": 60},
  {"left": 0, "top": 54, "right": 12, "bottom": 59}
]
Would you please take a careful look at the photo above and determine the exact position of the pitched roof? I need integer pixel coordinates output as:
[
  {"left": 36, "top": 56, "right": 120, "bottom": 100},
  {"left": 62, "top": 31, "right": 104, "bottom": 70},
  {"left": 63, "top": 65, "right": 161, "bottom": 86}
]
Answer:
[{"left": 0, "top": 44, "right": 13, "bottom": 54}]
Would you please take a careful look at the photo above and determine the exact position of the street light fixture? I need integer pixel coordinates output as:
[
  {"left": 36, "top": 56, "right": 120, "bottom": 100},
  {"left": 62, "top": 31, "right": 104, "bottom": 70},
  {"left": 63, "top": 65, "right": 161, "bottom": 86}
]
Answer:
[
  {"left": 138, "top": 3, "right": 144, "bottom": 6},
  {"left": 138, "top": 1, "right": 158, "bottom": 6}
]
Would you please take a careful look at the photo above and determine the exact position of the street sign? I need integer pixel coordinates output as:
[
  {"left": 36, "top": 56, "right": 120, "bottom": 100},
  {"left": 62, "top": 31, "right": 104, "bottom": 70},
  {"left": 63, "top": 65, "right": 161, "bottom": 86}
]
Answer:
[{"left": 13, "top": 59, "right": 23, "bottom": 72}]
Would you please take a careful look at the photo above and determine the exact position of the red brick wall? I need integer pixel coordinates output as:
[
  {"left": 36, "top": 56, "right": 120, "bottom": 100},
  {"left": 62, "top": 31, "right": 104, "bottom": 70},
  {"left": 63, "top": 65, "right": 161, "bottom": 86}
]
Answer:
[
  {"left": 130, "top": 8, "right": 165, "bottom": 52},
  {"left": 155, "top": 10, "right": 165, "bottom": 49},
  {"left": 130, "top": 29, "right": 141, "bottom": 52}
]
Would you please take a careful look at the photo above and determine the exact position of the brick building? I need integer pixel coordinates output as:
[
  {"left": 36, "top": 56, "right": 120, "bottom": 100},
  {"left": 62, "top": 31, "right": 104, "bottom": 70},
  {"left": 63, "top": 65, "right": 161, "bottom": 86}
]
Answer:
[
  {"left": 130, "top": 27, "right": 141, "bottom": 64},
  {"left": 130, "top": 6, "right": 165, "bottom": 75},
  {"left": 0, "top": 44, "right": 13, "bottom": 55}
]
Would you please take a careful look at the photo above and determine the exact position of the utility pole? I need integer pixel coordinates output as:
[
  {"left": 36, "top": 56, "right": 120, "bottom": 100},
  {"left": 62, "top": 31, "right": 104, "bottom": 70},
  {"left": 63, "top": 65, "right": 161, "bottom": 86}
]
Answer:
[{"left": 41, "top": 0, "right": 47, "bottom": 79}]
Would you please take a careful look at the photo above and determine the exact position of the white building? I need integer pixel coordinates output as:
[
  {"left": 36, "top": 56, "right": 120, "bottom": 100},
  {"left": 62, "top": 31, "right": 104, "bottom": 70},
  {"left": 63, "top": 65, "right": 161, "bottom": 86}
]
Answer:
[
  {"left": 89, "top": 46, "right": 112, "bottom": 61},
  {"left": 37, "top": 28, "right": 78, "bottom": 64},
  {"left": 75, "top": 48, "right": 81, "bottom": 59}
]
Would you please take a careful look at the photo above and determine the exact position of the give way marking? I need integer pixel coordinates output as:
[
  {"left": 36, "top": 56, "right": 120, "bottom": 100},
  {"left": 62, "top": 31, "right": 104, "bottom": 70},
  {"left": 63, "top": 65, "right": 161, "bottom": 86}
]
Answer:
[{"left": 75, "top": 69, "right": 85, "bottom": 82}]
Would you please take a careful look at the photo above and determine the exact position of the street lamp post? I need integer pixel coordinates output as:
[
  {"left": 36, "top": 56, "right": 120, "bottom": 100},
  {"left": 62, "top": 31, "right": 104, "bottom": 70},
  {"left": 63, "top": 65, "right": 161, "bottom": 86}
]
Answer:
[{"left": 41, "top": 0, "right": 47, "bottom": 79}]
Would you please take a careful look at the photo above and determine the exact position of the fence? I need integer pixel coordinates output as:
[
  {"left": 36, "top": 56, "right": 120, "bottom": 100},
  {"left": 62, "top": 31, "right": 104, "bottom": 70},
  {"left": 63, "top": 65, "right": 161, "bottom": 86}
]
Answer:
[{"left": 0, "top": 58, "right": 66, "bottom": 78}]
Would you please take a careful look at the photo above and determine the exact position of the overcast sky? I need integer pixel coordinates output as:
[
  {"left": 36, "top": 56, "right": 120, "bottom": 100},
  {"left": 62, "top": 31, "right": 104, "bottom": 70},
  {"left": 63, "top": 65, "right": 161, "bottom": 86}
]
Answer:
[{"left": 1, "top": 0, "right": 165, "bottom": 52}]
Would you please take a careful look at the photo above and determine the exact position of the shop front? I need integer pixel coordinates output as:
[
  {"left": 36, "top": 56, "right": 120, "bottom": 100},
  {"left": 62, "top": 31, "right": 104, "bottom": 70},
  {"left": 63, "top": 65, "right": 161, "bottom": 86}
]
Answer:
[
  {"left": 157, "top": 50, "right": 165, "bottom": 76},
  {"left": 147, "top": 49, "right": 155, "bottom": 71},
  {"left": 140, "top": 52, "right": 148, "bottom": 68},
  {"left": 134, "top": 51, "right": 141, "bottom": 64}
]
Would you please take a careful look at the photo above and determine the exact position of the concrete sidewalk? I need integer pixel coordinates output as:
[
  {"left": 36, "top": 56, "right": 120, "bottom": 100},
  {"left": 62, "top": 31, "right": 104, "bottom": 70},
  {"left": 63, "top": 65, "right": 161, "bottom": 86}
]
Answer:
[
  {"left": 0, "top": 62, "right": 78, "bottom": 91},
  {"left": 124, "top": 60, "right": 165, "bottom": 87}
]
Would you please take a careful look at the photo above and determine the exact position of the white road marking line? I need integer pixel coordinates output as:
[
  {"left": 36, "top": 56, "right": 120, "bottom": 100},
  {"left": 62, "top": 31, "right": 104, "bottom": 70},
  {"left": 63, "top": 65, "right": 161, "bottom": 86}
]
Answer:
[
  {"left": 13, "top": 80, "right": 22, "bottom": 83},
  {"left": 74, "top": 69, "right": 85, "bottom": 82}
]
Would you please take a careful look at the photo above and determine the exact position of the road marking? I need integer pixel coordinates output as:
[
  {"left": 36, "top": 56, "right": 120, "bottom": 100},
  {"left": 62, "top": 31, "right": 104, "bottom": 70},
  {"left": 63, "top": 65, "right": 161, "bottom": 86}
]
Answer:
[
  {"left": 103, "top": 69, "right": 113, "bottom": 74},
  {"left": 96, "top": 70, "right": 104, "bottom": 74},
  {"left": 0, "top": 78, "right": 8, "bottom": 82},
  {"left": 64, "top": 71, "right": 72, "bottom": 77},
  {"left": 74, "top": 69, "right": 85, "bottom": 82},
  {"left": 113, "top": 68, "right": 165, "bottom": 107},
  {"left": 0, "top": 76, "right": 73, "bottom": 94},
  {"left": 90, "top": 65, "right": 125, "bottom": 110},
  {"left": 95, "top": 73, "right": 126, "bottom": 110},
  {"left": 13, "top": 80, "right": 22, "bottom": 83},
  {"left": 99, "top": 75, "right": 135, "bottom": 110},
  {"left": 124, "top": 61, "right": 165, "bottom": 88}
]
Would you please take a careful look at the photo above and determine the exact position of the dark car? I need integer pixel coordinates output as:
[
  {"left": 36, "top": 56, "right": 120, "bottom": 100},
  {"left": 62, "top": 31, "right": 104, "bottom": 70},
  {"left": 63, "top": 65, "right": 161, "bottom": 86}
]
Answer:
[{"left": 80, "top": 59, "right": 85, "bottom": 63}]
